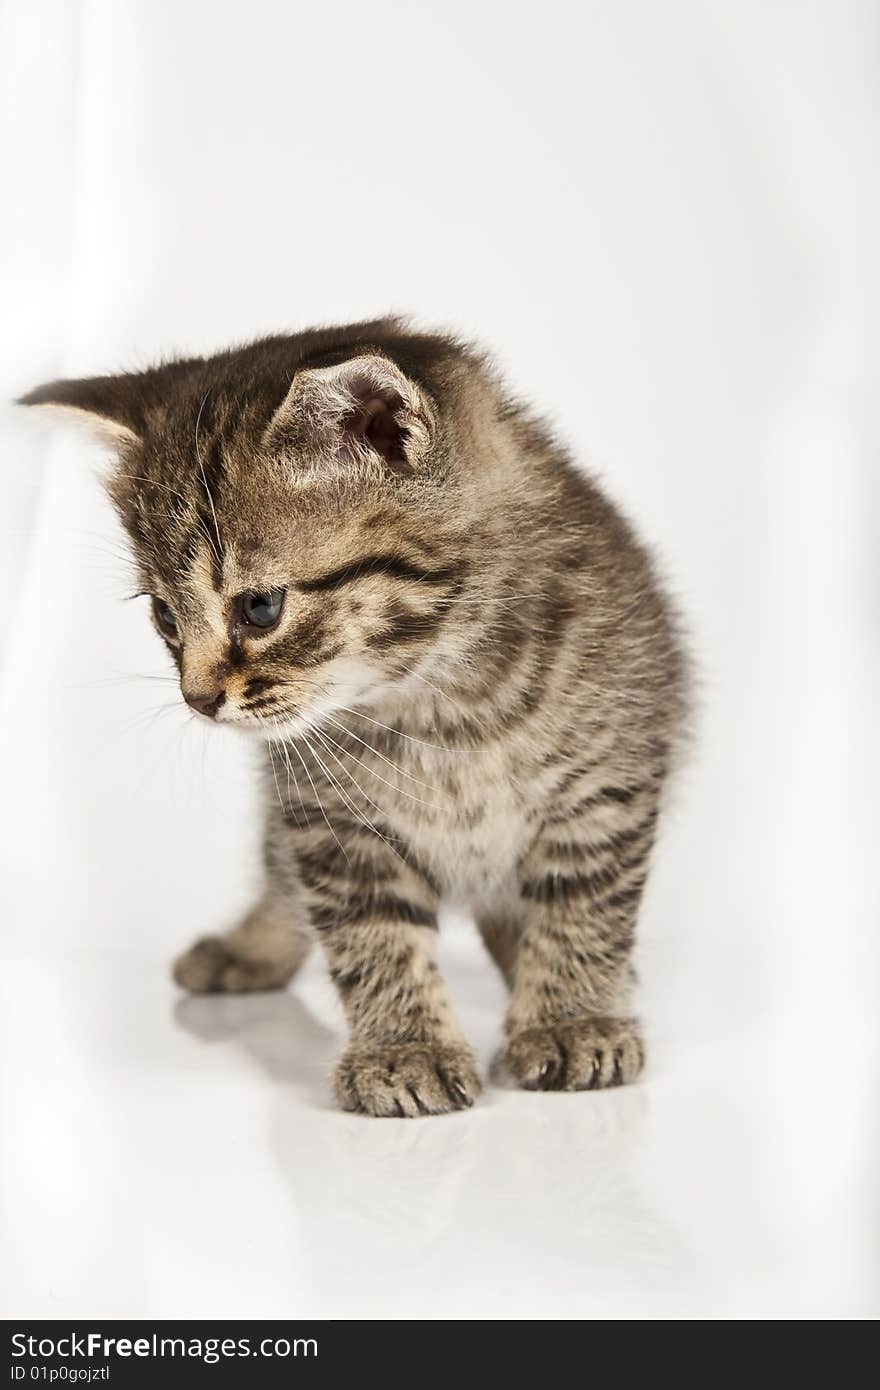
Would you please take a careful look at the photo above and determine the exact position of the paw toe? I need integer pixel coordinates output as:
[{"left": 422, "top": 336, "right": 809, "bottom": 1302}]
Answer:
[
  {"left": 172, "top": 936, "right": 295, "bottom": 994},
  {"left": 172, "top": 937, "right": 233, "bottom": 993},
  {"left": 506, "top": 1017, "right": 644, "bottom": 1092},
  {"left": 335, "top": 1043, "right": 481, "bottom": 1117}
]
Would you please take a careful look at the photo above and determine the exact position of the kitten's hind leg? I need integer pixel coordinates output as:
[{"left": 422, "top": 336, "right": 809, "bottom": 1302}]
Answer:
[
  {"left": 172, "top": 893, "right": 312, "bottom": 995},
  {"left": 477, "top": 907, "right": 524, "bottom": 990}
]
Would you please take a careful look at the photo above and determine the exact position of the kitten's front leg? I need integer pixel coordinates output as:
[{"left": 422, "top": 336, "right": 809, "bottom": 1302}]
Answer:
[
  {"left": 172, "top": 890, "right": 312, "bottom": 994},
  {"left": 310, "top": 834, "right": 480, "bottom": 1117},
  {"left": 503, "top": 780, "right": 660, "bottom": 1091}
]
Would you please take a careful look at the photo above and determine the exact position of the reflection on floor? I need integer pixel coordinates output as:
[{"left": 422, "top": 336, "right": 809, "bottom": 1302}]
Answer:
[{"left": 2, "top": 929, "right": 877, "bottom": 1319}]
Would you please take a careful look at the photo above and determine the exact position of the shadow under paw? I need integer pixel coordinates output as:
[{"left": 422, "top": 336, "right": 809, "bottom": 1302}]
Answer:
[
  {"left": 335, "top": 1041, "right": 481, "bottom": 1118},
  {"left": 505, "top": 1016, "right": 644, "bottom": 1092},
  {"left": 172, "top": 936, "right": 293, "bottom": 994}
]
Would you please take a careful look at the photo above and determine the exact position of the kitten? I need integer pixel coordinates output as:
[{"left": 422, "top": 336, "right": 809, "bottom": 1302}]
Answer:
[{"left": 22, "top": 319, "right": 688, "bottom": 1116}]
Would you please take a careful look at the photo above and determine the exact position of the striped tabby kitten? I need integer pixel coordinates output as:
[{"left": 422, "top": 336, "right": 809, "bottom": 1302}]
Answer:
[{"left": 23, "top": 320, "right": 687, "bottom": 1116}]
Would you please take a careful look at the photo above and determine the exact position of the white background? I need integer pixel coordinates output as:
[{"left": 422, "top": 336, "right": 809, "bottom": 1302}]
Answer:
[{"left": 1, "top": 0, "right": 878, "bottom": 1319}]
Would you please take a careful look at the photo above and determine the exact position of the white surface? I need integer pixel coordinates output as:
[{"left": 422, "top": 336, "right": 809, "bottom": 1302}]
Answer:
[
  {"left": 2, "top": 931, "right": 878, "bottom": 1320},
  {"left": 1, "top": 1, "right": 878, "bottom": 1319}
]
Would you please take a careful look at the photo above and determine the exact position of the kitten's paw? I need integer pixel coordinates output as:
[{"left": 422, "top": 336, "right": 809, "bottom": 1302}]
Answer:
[
  {"left": 172, "top": 936, "right": 295, "bottom": 994},
  {"left": 335, "top": 1041, "right": 481, "bottom": 1117},
  {"left": 505, "top": 1016, "right": 644, "bottom": 1091}
]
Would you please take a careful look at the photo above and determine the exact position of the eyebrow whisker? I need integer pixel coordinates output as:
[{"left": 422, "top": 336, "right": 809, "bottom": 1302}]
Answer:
[{"left": 194, "top": 388, "right": 224, "bottom": 567}]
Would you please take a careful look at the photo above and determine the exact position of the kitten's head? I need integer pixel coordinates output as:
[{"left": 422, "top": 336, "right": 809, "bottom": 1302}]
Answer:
[{"left": 21, "top": 321, "right": 482, "bottom": 736}]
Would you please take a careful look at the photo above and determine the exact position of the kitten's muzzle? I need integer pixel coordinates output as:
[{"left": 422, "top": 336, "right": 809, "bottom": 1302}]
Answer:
[{"left": 184, "top": 688, "right": 227, "bottom": 719}]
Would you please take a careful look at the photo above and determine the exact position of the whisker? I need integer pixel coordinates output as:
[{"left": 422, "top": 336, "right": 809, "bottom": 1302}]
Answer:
[
  {"left": 315, "top": 721, "right": 447, "bottom": 813},
  {"left": 240, "top": 696, "right": 286, "bottom": 715},
  {"left": 114, "top": 471, "right": 222, "bottom": 565},
  {"left": 284, "top": 741, "right": 308, "bottom": 827},
  {"left": 320, "top": 712, "right": 449, "bottom": 795},
  {"left": 280, "top": 726, "right": 350, "bottom": 866},
  {"left": 299, "top": 727, "right": 406, "bottom": 864},
  {"left": 121, "top": 698, "right": 182, "bottom": 734},
  {"left": 68, "top": 674, "right": 178, "bottom": 690},
  {"left": 270, "top": 719, "right": 308, "bottom": 826},
  {"left": 307, "top": 724, "right": 390, "bottom": 825},
  {"left": 331, "top": 704, "right": 463, "bottom": 754},
  {"left": 265, "top": 733, "right": 290, "bottom": 820},
  {"left": 393, "top": 663, "right": 497, "bottom": 742}
]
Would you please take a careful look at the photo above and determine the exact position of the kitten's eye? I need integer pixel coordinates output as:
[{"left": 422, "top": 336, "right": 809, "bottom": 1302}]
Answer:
[
  {"left": 240, "top": 588, "right": 285, "bottom": 629},
  {"left": 152, "top": 596, "right": 179, "bottom": 640}
]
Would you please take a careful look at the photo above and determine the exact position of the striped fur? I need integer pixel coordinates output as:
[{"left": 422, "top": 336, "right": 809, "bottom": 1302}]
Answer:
[{"left": 22, "top": 319, "right": 689, "bottom": 1116}]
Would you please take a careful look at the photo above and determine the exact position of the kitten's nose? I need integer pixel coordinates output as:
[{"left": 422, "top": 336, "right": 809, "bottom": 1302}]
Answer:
[{"left": 184, "top": 689, "right": 226, "bottom": 719}]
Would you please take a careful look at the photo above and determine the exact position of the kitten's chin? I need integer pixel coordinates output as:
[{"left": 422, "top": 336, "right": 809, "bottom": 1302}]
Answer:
[
  {"left": 218, "top": 717, "right": 279, "bottom": 738},
  {"left": 193, "top": 706, "right": 328, "bottom": 739},
  {"left": 253, "top": 711, "right": 316, "bottom": 741},
  {"left": 202, "top": 706, "right": 307, "bottom": 739},
  {"left": 249, "top": 702, "right": 353, "bottom": 742}
]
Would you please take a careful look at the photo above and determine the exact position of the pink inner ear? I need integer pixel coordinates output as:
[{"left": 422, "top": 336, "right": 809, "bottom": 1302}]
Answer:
[{"left": 353, "top": 392, "right": 411, "bottom": 472}]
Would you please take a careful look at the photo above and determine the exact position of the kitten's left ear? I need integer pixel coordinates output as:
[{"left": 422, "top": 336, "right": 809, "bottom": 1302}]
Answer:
[
  {"left": 263, "top": 354, "right": 435, "bottom": 476},
  {"left": 17, "top": 373, "right": 144, "bottom": 447}
]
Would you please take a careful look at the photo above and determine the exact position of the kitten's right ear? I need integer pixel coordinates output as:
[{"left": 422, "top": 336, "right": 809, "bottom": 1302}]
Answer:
[
  {"left": 17, "top": 374, "right": 144, "bottom": 447},
  {"left": 263, "top": 354, "right": 435, "bottom": 477}
]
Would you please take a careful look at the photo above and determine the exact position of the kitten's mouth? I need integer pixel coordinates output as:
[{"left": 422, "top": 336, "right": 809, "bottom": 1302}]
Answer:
[
  {"left": 201, "top": 703, "right": 303, "bottom": 735},
  {"left": 197, "top": 697, "right": 331, "bottom": 742}
]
